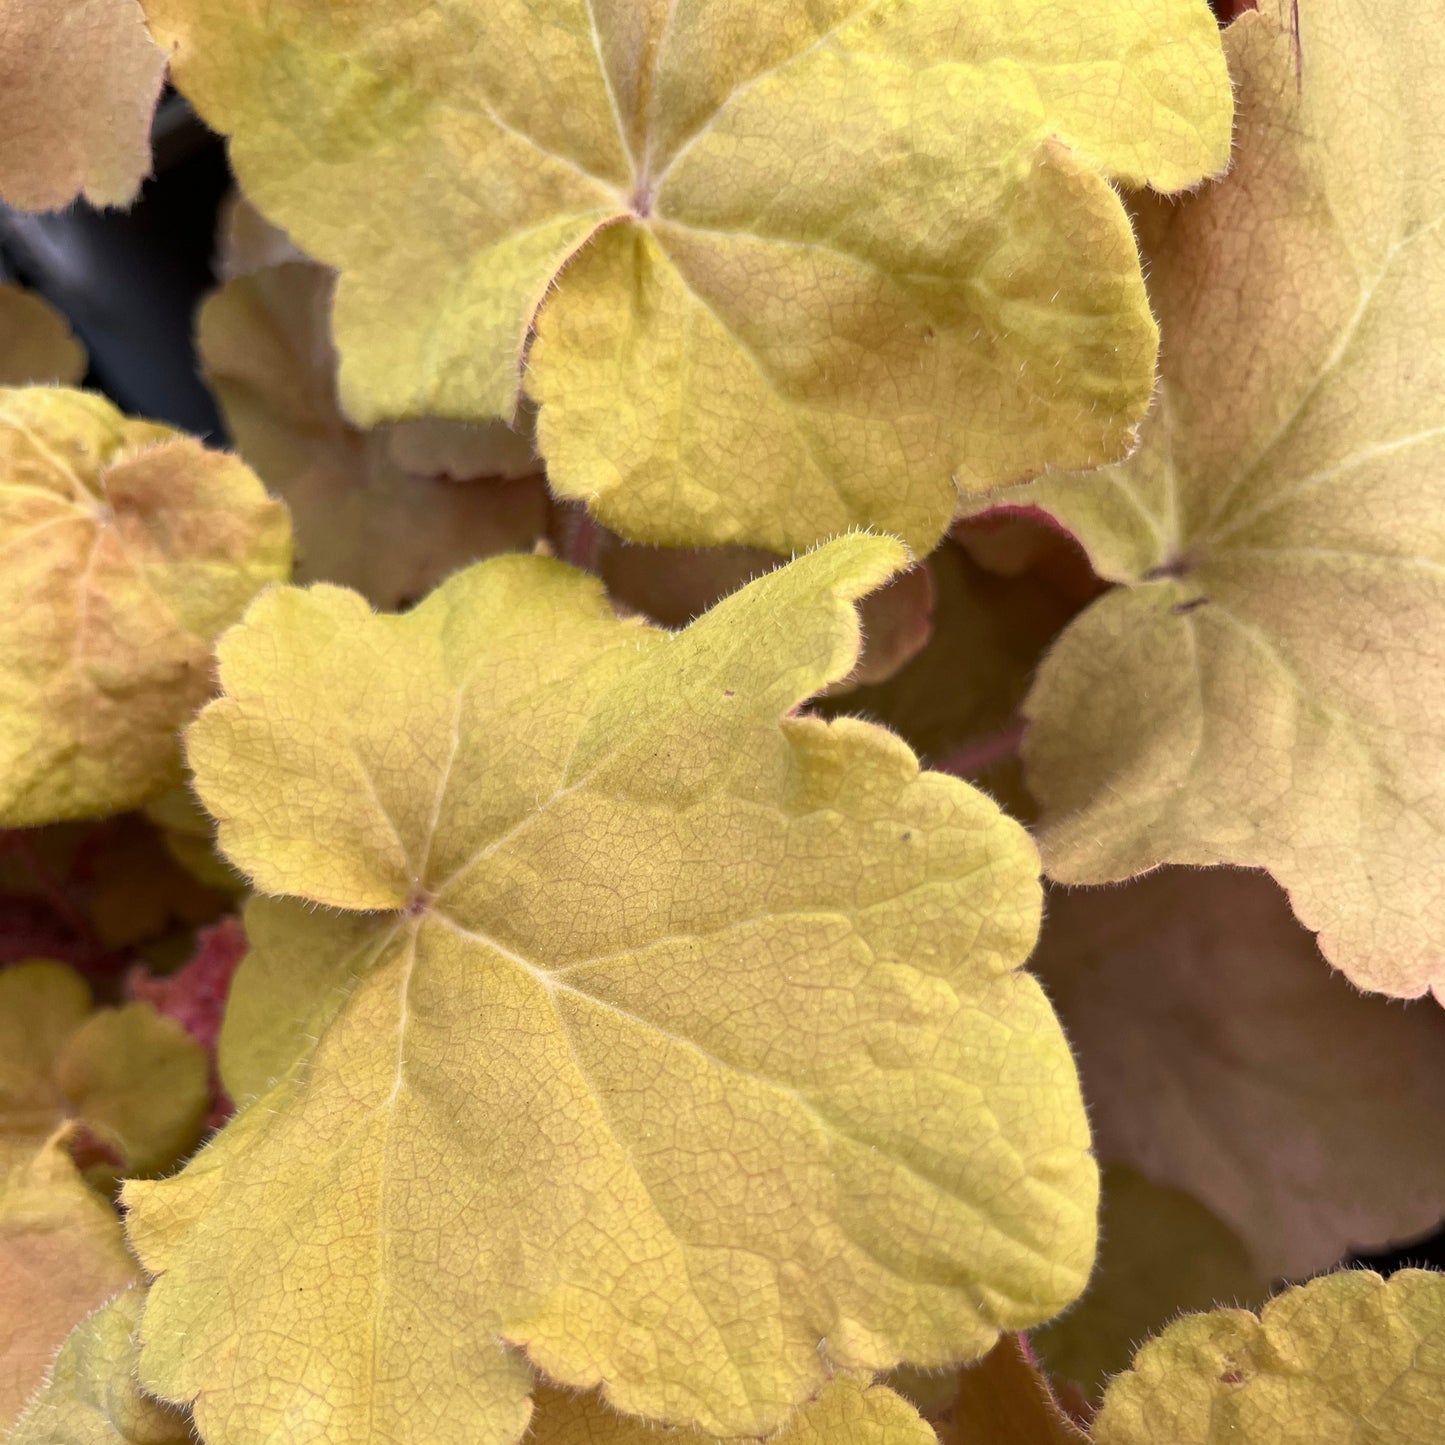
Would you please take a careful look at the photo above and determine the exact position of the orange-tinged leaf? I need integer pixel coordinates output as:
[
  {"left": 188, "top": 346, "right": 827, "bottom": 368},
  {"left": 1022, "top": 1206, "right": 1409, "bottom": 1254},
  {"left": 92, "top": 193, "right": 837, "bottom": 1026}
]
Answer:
[
  {"left": 145, "top": 0, "right": 1232, "bottom": 553},
  {"left": 835, "top": 537, "right": 1082, "bottom": 768},
  {"left": 0, "top": 388, "right": 292, "bottom": 826},
  {"left": 0, "top": 1133, "right": 141, "bottom": 1432},
  {"left": 0, "top": 0, "right": 166, "bottom": 212},
  {"left": 994, "top": 0, "right": 1445, "bottom": 995},
  {"left": 824, "top": 535, "right": 1084, "bottom": 820},
  {"left": 0, "top": 286, "right": 86, "bottom": 387},
  {"left": 123, "top": 536, "right": 1095, "bottom": 1445}
]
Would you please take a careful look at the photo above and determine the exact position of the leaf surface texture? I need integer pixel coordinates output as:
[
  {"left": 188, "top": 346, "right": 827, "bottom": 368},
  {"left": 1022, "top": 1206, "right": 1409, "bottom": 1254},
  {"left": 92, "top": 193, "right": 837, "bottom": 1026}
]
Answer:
[
  {"left": 8, "top": 1286, "right": 190, "bottom": 1445},
  {"left": 0, "top": 0, "right": 165, "bottom": 210},
  {"left": 0, "top": 388, "right": 293, "bottom": 826},
  {"left": 1000, "top": 0, "right": 1445, "bottom": 994},
  {"left": 1093, "top": 1270, "right": 1445, "bottom": 1444},
  {"left": 123, "top": 535, "right": 1095, "bottom": 1445},
  {"left": 145, "top": 0, "right": 1232, "bottom": 551}
]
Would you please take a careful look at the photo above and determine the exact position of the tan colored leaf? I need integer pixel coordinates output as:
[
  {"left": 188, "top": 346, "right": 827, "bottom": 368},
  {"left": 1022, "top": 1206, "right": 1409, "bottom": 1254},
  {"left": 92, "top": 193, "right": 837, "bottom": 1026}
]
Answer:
[
  {"left": 0, "top": 286, "right": 86, "bottom": 387},
  {"left": 1093, "top": 1270, "right": 1445, "bottom": 1444},
  {"left": 8, "top": 1285, "right": 190, "bottom": 1445},
  {"left": 1033, "top": 869, "right": 1445, "bottom": 1277},
  {"left": 836, "top": 537, "right": 1082, "bottom": 768},
  {"left": 199, "top": 238, "right": 549, "bottom": 612},
  {"left": 993, "top": 0, "right": 1445, "bottom": 995},
  {"left": 0, "top": 0, "right": 166, "bottom": 212},
  {"left": 938, "top": 1334, "right": 1087, "bottom": 1445},
  {"left": 0, "top": 1134, "right": 141, "bottom": 1432},
  {"left": 0, "top": 387, "right": 292, "bottom": 826}
]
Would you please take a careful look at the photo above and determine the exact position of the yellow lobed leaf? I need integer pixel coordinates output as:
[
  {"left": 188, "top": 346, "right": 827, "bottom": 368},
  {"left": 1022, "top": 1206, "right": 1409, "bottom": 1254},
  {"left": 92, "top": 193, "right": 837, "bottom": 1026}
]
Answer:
[
  {"left": 990, "top": 0, "right": 1445, "bottom": 996},
  {"left": 0, "top": 287, "right": 87, "bottom": 387},
  {"left": 8, "top": 1285, "right": 190, "bottom": 1445},
  {"left": 123, "top": 535, "right": 1096, "bottom": 1445},
  {"left": 199, "top": 221, "right": 550, "bottom": 612},
  {"left": 0, "top": 0, "right": 166, "bottom": 212},
  {"left": 56, "top": 1008, "right": 211, "bottom": 1181},
  {"left": 597, "top": 537, "right": 935, "bottom": 691},
  {"left": 0, "top": 387, "right": 293, "bottom": 826},
  {"left": 1092, "top": 1270, "right": 1445, "bottom": 1444},
  {"left": 1032, "top": 1167, "right": 1270, "bottom": 1400},
  {"left": 526, "top": 1375, "right": 933, "bottom": 1445},
  {"left": 145, "top": 0, "right": 1232, "bottom": 554},
  {"left": 1033, "top": 869, "right": 1445, "bottom": 1279},
  {"left": 0, "top": 961, "right": 210, "bottom": 1179},
  {"left": 0, "top": 1135, "right": 141, "bottom": 1432}
]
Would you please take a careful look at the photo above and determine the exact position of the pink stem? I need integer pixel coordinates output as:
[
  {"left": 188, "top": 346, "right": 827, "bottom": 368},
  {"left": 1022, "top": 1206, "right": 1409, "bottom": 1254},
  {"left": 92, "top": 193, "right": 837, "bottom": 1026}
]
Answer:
[
  {"left": 561, "top": 507, "right": 603, "bottom": 574},
  {"left": 934, "top": 718, "right": 1026, "bottom": 778}
]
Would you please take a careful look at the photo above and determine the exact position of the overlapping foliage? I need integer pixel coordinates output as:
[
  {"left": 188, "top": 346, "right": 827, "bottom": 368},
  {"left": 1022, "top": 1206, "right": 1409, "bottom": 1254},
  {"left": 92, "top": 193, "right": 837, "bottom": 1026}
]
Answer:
[
  {"left": 140, "top": 0, "right": 1232, "bottom": 553},
  {"left": 997, "top": 0, "right": 1445, "bottom": 995},
  {"left": 1, "top": 0, "right": 1442, "bottom": 1442}
]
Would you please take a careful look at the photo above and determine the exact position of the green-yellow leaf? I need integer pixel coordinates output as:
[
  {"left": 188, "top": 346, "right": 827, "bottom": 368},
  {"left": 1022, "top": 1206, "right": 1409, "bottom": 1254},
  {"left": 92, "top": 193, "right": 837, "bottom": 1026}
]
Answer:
[
  {"left": 1032, "top": 1167, "right": 1270, "bottom": 1400},
  {"left": 200, "top": 204, "right": 550, "bottom": 612},
  {"left": 527, "top": 1375, "right": 933, "bottom": 1445},
  {"left": 0, "top": 0, "right": 166, "bottom": 212},
  {"left": 145, "top": 0, "right": 1232, "bottom": 553},
  {"left": 1034, "top": 868, "right": 1445, "bottom": 1279},
  {"left": 123, "top": 535, "right": 1095, "bottom": 1445},
  {"left": 0, "top": 286, "right": 87, "bottom": 387},
  {"left": 0, "top": 387, "right": 293, "bottom": 826},
  {"left": 0, "top": 1134, "right": 141, "bottom": 1432},
  {"left": 8, "top": 1285, "right": 190, "bottom": 1445},
  {"left": 1093, "top": 1270, "right": 1445, "bottom": 1444},
  {"left": 0, "top": 961, "right": 210, "bottom": 1179},
  {"left": 993, "top": 0, "right": 1445, "bottom": 996}
]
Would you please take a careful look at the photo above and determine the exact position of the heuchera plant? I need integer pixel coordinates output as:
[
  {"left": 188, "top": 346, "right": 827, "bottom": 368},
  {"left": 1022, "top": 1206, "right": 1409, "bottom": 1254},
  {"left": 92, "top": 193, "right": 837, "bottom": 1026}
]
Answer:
[{"left": 1, "top": 0, "right": 1443, "bottom": 1442}]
